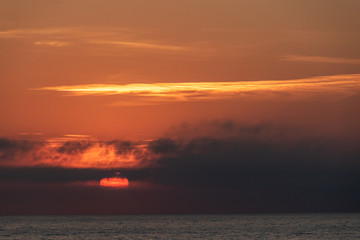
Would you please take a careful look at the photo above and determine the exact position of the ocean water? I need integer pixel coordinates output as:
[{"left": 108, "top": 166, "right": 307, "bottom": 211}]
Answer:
[{"left": 0, "top": 214, "right": 359, "bottom": 239}]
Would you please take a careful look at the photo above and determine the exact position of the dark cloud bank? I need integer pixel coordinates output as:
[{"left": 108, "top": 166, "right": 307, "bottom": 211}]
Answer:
[{"left": 1, "top": 122, "right": 359, "bottom": 214}]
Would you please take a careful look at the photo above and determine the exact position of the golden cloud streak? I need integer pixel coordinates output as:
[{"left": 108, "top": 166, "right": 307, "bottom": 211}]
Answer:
[
  {"left": 283, "top": 55, "right": 360, "bottom": 65},
  {"left": 33, "top": 74, "right": 360, "bottom": 102},
  {"left": 88, "top": 40, "right": 188, "bottom": 51},
  {"left": 63, "top": 134, "right": 92, "bottom": 138},
  {"left": 34, "top": 41, "right": 70, "bottom": 47}
]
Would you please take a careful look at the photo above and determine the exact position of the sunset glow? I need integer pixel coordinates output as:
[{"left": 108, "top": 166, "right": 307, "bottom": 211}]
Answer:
[
  {"left": 0, "top": 138, "right": 144, "bottom": 169},
  {"left": 100, "top": 177, "right": 129, "bottom": 189},
  {"left": 1, "top": 0, "right": 359, "bottom": 215}
]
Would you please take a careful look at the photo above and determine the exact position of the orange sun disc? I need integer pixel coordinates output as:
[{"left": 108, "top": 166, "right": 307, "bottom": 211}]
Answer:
[{"left": 99, "top": 177, "right": 129, "bottom": 188}]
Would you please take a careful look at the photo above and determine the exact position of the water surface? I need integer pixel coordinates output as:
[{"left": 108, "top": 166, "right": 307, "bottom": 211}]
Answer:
[{"left": 0, "top": 214, "right": 359, "bottom": 239}]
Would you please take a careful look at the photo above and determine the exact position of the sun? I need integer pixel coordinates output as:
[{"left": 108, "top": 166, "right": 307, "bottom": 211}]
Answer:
[{"left": 99, "top": 177, "right": 129, "bottom": 189}]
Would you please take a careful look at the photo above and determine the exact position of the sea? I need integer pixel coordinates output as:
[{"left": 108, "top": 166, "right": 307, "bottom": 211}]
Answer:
[{"left": 0, "top": 214, "right": 359, "bottom": 239}]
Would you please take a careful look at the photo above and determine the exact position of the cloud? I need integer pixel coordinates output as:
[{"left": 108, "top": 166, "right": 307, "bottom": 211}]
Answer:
[
  {"left": 106, "top": 140, "right": 137, "bottom": 155},
  {"left": 0, "top": 138, "right": 43, "bottom": 163},
  {"left": 32, "top": 74, "right": 360, "bottom": 103},
  {"left": 0, "top": 137, "right": 146, "bottom": 169},
  {"left": 0, "top": 27, "right": 77, "bottom": 38},
  {"left": 1, "top": 121, "right": 359, "bottom": 171},
  {"left": 34, "top": 41, "right": 70, "bottom": 47},
  {"left": 17, "top": 132, "right": 43, "bottom": 136},
  {"left": 0, "top": 27, "right": 135, "bottom": 40},
  {"left": 1, "top": 122, "right": 360, "bottom": 213},
  {"left": 0, "top": 27, "right": 191, "bottom": 53},
  {"left": 57, "top": 141, "right": 93, "bottom": 155},
  {"left": 111, "top": 121, "right": 359, "bottom": 190},
  {"left": 87, "top": 40, "right": 189, "bottom": 51},
  {"left": 3, "top": 121, "right": 358, "bottom": 185},
  {"left": 63, "top": 134, "right": 91, "bottom": 138},
  {"left": 282, "top": 55, "right": 360, "bottom": 65},
  {"left": 114, "top": 122, "right": 360, "bottom": 214}
]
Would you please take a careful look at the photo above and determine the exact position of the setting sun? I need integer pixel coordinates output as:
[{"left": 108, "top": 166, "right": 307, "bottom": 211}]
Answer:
[
  {"left": 0, "top": 0, "right": 359, "bottom": 217},
  {"left": 99, "top": 177, "right": 129, "bottom": 189}
]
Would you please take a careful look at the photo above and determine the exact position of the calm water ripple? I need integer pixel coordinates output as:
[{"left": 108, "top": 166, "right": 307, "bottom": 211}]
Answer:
[{"left": 0, "top": 214, "right": 359, "bottom": 239}]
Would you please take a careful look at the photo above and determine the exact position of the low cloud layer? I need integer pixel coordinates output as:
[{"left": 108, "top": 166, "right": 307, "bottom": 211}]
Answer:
[{"left": 1, "top": 121, "right": 359, "bottom": 213}]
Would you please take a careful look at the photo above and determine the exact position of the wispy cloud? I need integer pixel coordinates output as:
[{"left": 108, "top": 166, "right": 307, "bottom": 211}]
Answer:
[
  {"left": 282, "top": 55, "right": 360, "bottom": 65},
  {"left": 0, "top": 27, "right": 76, "bottom": 38},
  {"left": 32, "top": 74, "right": 360, "bottom": 103},
  {"left": 0, "top": 27, "right": 139, "bottom": 39},
  {"left": 34, "top": 41, "right": 70, "bottom": 47},
  {"left": 17, "top": 132, "right": 43, "bottom": 136},
  {"left": 0, "top": 27, "right": 191, "bottom": 53},
  {"left": 63, "top": 134, "right": 92, "bottom": 138},
  {"left": 88, "top": 40, "right": 188, "bottom": 51}
]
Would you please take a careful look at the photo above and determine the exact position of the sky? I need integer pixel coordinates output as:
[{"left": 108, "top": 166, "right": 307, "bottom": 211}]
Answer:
[{"left": 1, "top": 0, "right": 360, "bottom": 214}]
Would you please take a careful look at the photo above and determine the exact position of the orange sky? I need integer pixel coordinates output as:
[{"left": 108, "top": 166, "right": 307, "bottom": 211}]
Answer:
[
  {"left": 1, "top": 0, "right": 360, "bottom": 214},
  {"left": 0, "top": 0, "right": 360, "bottom": 163}
]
